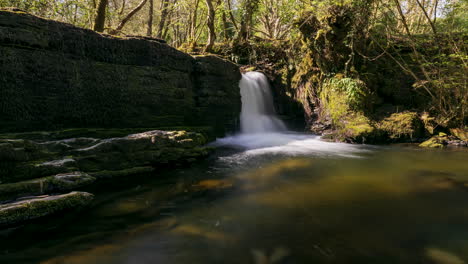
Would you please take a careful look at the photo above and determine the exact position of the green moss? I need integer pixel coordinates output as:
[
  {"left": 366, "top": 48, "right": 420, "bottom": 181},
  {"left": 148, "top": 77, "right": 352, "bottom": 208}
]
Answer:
[
  {"left": 0, "top": 192, "right": 94, "bottom": 227},
  {"left": 0, "top": 172, "right": 95, "bottom": 202},
  {"left": 318, "top": 75, "right": 376, "bottom": 143},
  {"left": 320, "top": 76, "right": 369, "bottom": 118},
  {"left": 338, "top": 113, "right": 376, "bottom": 143},
  {"left": 377, "top": 111, "right": 422, "bottom": 140},
  {"left": 419, "top": 136, "right": 445, "bottom": 148}
]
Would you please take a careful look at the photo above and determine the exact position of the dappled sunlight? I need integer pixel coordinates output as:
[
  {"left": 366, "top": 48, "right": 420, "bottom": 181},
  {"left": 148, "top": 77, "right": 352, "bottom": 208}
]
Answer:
[
  {"left": 235, "top": 158, "right": 311, "bottom": 189},
  {"left": 171, "top": 224, "right": 238, "bottom": 243},
  {"left": 426, "top": 248, "right": 466, "bottom": 264},
  {"left": 191, "top": 179, "right": 235, "bottom": 191}
]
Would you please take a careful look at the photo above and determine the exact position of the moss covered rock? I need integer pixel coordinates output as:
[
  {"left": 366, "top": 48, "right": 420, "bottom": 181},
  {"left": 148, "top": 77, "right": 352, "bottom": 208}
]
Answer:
[
  {"left": 419, "top": 132, "right": 467, "bottom": 148},
  {"left": 419, "top": 135, "right": 446, "bottom": 148},
  {"left": 0, "top": 191, "right": 93, "bottom": 227},
  {"left": 377, "top": 111, "right": 423, "bottom": 141},
  {"left": 338, "top": 114, "right": 376, "bottom": 143},
  {"left": 318, "top": 76, "right": 377, "bottom": 143},
  {"left": 0, "top": 172, "right": 95, "bottom": 202}
]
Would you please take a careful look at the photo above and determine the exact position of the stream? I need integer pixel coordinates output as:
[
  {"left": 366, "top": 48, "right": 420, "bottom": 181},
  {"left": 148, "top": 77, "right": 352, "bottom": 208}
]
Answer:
[{"left": 1, "top": 72, "right": 468, "bottom": 263}]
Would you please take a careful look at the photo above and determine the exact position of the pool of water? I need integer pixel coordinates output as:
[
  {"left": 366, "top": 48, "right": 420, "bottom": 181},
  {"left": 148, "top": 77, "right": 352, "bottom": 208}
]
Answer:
[{"left": 1, "top": 133, "right": 468, "bottom": 264}]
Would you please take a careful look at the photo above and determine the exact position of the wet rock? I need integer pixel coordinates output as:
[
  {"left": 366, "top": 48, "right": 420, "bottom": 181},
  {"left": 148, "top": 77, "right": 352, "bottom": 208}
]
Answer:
[
  {"left": 420, "top": 132, "right": 466, "bottom": 148},
  {"left": 0, "top": 172, "right": 95, "bottom": 202},
  {"left": 0, "top": 192, "right": 93, "bottom": 227}
]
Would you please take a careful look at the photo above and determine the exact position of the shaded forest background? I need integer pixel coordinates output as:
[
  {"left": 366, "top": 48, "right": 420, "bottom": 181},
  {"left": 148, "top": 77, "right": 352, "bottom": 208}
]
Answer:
[{"left": 0, "top": 0, "right": 467, "bottom": 138}]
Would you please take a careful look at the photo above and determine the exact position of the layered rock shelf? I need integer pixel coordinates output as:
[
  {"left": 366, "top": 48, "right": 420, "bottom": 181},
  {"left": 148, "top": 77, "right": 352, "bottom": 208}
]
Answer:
[{"left": 0, "top": 129, "right": 211, "bottom": 226}]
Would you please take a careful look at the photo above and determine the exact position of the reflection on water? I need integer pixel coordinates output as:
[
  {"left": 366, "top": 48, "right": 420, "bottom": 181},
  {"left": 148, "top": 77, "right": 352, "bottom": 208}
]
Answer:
[{"left": 1, "top": 134, "right": 468, "bottom": 264}]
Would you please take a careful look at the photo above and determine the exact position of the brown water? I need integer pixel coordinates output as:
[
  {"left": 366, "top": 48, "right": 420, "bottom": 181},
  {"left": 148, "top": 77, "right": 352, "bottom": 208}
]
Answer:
[{"left": 1, "top": 135, "right": 468, "bottom": 264}]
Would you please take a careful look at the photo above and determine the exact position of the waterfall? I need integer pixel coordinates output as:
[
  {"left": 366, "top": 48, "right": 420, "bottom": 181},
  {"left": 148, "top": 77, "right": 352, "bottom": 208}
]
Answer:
[
  {"left": 213, "top": 71, "right": 361, "bottom": 155},
  {"left": 239, "top": 72, "right": 287, "bottom": 134}
]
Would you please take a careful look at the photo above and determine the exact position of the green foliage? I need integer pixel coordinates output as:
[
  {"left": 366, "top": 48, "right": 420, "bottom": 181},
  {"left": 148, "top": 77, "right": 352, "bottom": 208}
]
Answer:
[{"left": 321, "top": 76, "right": 369, "bottom": 113}]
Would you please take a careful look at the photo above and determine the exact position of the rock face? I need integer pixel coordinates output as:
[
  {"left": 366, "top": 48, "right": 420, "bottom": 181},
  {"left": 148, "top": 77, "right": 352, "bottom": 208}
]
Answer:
[{"left": 0, "top": 10, "right": 241, "bottom": 136}]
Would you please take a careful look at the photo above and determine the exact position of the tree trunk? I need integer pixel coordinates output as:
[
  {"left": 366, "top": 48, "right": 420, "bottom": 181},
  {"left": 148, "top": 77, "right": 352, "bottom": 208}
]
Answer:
[
  {"left": 189, "top": 0, "right": 200, "bottom": 49},
  {"left": 226, "top": 0, "right": 238, "bottom": 30},
  {"left": 205, "top": 0, "right": 216, "bottom": 52},
  {"left": 157, "top": 0, "right": 171, "bottom": 38},
  {"left": 237, "top": 0, "right": 257, "bottom": 42},
  {"left": 113, "top": 0, "right": 148, "bottom": 33},
  {"left": 147, "top": 0, "right": 154, "bottom": 36},
  {"left": 93, "top": 0, "right": 108, "bottom": 32},
  {"left": 222, "top": 10, "right": 229, "bottom": 40}
]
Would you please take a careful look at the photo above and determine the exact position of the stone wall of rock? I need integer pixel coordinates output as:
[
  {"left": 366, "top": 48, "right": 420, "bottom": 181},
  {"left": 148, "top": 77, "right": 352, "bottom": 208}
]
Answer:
[{"left": 0, "top": 9, "right": 241, "bottom": 136}]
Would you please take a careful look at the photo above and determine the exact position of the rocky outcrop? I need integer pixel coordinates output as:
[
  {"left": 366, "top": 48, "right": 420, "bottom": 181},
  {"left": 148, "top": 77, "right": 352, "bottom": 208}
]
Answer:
[
  {"left": 0, "top": 130, "right": 209, "bottom": 184},
  {"left": 0, "top": 9, "right": 241, "bottom": 136},
  {"left": 0, "top": 129, "right": 210, "bottom": 227}
]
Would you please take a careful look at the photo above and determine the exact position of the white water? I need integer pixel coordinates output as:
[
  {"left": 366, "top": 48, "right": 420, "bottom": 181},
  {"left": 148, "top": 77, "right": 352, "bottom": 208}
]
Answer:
[
  {"left": 240, "top": 72, "right": 287, "bottom": 134},
  {"left": 213, "top": 72, "right": 369, "bottom": 158}
]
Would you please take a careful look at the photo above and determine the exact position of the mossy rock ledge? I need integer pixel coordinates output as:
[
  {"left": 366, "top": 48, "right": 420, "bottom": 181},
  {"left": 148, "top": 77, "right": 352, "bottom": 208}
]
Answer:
[
  {"left": 0, "top": 192, "right": 94, "bottom": 227},
  {"left": 0, "top": 129, "right": 211, "bottom": 227}
]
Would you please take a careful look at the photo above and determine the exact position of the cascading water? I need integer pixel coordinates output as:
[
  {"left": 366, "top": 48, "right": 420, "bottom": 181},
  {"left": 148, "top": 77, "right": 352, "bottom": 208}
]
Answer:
[
  {"left": 213, "top": 71, "right": 366, "bottom": 158},
  {"left": 239, "top": 72, "right": 287, "bottom": 134}
]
